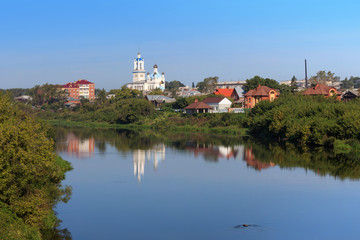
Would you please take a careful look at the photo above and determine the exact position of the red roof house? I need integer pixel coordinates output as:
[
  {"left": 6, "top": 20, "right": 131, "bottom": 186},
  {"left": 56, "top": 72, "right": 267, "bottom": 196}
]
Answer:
[
  {"left": 244, "top": 85, "right": 279, "bottom": 108},
  {"left": 302, "top": 84, "right": 341, "bottom": 100},
  {"left": 184, "top": 100, "right": 213, "bottom": 114}
]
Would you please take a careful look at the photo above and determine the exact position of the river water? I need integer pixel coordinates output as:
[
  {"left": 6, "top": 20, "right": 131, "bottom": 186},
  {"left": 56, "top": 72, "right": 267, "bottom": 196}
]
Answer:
[{"left": 55, "top": 127, "right": 360, "bottom": 240}]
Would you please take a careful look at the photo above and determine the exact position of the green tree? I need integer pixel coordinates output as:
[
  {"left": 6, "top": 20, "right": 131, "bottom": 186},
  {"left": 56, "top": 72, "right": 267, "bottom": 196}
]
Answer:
[
  {"left": 291, "top": 76, "right": 298, "bottom": 88},
  {"left": 341, "top": 77, "right": 354, "bottom": 90},
  {"left": 165, "top": 80, "right": 185, "bottom": 90},
  {"left": 115, "top": 98, "right": 154, "bottom": 124},
  {"left": 114, "top": 87, "right": 142, "bottom": 101},
  {"left": 96, "top": 88, "right": 107, "bottom": 105},
  {"left": 244, "top": 76, "right": 279, "bottom": 92},
  {"left": 30, "top": 84, "right": 66, "bottom": 106},
  {"left": 148, "top": 88, "right": 163, "bottom": 95},
  {"left": 0, "top": 93, "right": 72, "bottom": 234},
  {"left": 196, "top": 76, "right": 218, "bottom": 93},
  {"left": 309, "top": 71, "right": 339, "bottom": 85}
]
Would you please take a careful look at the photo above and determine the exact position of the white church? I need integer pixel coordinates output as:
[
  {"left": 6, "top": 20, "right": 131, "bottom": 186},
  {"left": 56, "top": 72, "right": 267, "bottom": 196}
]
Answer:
[{"left": 126, "top": 52, "right": 166, "bottom": 91}]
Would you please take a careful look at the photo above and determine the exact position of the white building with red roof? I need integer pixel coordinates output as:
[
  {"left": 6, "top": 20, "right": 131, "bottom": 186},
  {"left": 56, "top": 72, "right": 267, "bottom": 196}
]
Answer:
[{"left": 62, "top": 79, "right": 95, "bottom": 100}]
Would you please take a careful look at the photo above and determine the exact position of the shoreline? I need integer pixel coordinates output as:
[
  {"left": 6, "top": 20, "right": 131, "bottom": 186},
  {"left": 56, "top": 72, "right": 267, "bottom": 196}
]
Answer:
[{"left": 45, "top": 119, "right": 249, "bottom": 136}]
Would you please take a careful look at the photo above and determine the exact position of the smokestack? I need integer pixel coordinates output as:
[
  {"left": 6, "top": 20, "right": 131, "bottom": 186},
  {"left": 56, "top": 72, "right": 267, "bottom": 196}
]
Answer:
[{"left": 305, "top": 59, "right": 308, "bottom": 88}]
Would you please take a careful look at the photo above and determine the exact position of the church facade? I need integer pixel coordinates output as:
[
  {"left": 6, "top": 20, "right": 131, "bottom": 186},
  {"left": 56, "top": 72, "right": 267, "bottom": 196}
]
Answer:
[{"left": 126, "top": 52, "right": 166, "bottom": 91}]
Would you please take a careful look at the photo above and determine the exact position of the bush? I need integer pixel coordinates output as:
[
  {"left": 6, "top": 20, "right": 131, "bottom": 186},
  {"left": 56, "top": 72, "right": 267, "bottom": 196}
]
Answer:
[{"left": 247, "top": 94, "right": 360, "bottom": 146}]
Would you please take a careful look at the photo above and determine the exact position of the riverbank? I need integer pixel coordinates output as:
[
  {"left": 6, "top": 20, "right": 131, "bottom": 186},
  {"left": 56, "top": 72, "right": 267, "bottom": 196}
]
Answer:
[{"left": 46, "top": 119, "right": 249, "bottom": 136}]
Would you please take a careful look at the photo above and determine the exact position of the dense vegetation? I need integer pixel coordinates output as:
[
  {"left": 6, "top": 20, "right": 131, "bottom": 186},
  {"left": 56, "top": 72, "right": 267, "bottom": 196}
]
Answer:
[
  {"left": 0, "top": 94, "right": 72, "bottom": 239},
  {"left": 247, "top": 93, "right": 360, "bottom": 148}
]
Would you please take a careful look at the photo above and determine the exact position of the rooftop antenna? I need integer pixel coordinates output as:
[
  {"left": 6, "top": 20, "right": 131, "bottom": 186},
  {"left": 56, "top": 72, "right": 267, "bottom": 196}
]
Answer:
[{"left": 305, "top": 59, "right": 308, "bottom": 88}]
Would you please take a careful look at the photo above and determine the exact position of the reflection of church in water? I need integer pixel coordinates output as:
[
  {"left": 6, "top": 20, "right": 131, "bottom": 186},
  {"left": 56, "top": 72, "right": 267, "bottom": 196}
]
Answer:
[{"left": 133, "top": 144, "right": 166, "bottom": 182}]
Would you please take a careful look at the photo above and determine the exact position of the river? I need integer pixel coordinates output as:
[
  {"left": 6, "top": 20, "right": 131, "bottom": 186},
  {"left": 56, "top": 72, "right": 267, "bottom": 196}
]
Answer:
[{"left": 54, "top": 127, "right": 360, "bottom": 240}]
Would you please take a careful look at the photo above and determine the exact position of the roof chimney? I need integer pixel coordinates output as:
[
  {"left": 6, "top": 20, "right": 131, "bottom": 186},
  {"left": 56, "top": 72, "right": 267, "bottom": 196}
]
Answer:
[{"left": 195, "top": 99, "right": 198, "bottom": 103}]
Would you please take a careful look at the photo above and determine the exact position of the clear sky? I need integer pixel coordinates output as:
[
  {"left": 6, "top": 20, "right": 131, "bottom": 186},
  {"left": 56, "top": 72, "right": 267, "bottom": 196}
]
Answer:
[{"left": 1, "top": 0, "right": 360, "bottom": 90}]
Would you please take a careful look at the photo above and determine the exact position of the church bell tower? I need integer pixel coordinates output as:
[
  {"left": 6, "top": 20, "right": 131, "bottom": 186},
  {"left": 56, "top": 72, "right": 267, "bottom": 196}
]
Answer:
[{"left": 132, "top": 52, "right": 146, "bottom": 82}]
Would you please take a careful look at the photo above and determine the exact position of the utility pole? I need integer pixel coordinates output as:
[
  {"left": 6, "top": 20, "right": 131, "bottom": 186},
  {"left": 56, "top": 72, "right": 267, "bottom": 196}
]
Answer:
[{"left": 305, "top": 59, "right": 308, "bottom": 88}]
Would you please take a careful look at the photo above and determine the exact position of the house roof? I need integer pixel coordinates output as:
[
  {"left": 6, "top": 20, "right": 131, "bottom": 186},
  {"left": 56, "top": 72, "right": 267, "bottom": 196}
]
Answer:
[
  {"left": 185, "top": 102, "right": 213, "bottom": 109},
  {"left": 234, "top": 86, "right": 244, "bottom": 98},
  {"left": 302, "top": 84, "right": 340, "bottom": 96},
  {"left": 62, "top": 79, "right": 94, "bottom": 88},
  {"left": 63, "top": 83, "right": 79, "bottom": 88},
  {"left": 342, "top": 90, "right": 359, "bottom": 97},
  {"left": 202, "top": 97, "right": 226, "bottom": 103},
  {"left": 76, "top": 79, "right": 94, "bottom": 85},
  {"left": 244, "top": 85, "right": 278, "bottom": 97},
  {"left": 145, "top": 95, "right": 175, "bottom": 102},
  {"left": 214, "top": 88, "right": 234, "bottom": 97}
]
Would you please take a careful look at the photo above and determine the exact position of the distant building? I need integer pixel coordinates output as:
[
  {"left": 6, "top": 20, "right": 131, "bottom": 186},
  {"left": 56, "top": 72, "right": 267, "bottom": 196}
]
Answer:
[
  {"left": 184, "top": 100, "right": 213, "bottom": 114},
  {"left": 280, "top": 79, "right": 306, "bottom": 89},
  {"left": 214, "top": 88, "right": 237, "bottom": 99},
  {"left": 126, "top": 52, "right": 166, "bottom": 92},
  {"left": 302, "top": 84, "right": 341, "bottom": 100},
  {"left": 244, "top": 85, "right": 279, "bottom": 109},
  {"left": 14, "top": 95, "right": 32, "bottom": 102},
  {"left": 342, "top": 90, "right": 359, "bottom": 101},
  {"left": 145, "top": 95, "right": 176, "bottom": 107},
  {"left": 62, "top": 79, "right": 95, "bottom": 100},
  {"left": 177, "top": 88, "right": 202, "bottom": 97},
  {"left": 106, "top": 94, "right": 116, "bottom": 99},
  {"left": 202, "top": 97, "right": 232, "bottom": 112},
  {"left": 215, "top": 81, "right": 246, "bottom": 89}
]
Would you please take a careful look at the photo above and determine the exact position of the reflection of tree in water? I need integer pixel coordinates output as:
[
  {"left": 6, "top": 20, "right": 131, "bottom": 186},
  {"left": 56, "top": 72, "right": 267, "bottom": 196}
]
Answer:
[
  {"left": 55, "top": 127, "right": 360, "bottom": 180},
  {"left": 246, "top": 140, "right": 360, "bottom": 180},
  {"left": 42, "top": 227, "right": 72, "bottom": 240}
]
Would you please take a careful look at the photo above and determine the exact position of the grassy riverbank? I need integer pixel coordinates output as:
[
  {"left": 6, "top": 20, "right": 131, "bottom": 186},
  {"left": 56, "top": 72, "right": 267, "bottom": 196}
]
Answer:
[{"left": 46, "top": 119, "right": 249, "bottom": 136}]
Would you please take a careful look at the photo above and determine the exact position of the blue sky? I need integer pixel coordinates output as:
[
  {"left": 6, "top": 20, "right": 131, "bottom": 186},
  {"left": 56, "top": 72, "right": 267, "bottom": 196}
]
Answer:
[{"left": 1, "top": 0, "right": 360, "bottom": 90}]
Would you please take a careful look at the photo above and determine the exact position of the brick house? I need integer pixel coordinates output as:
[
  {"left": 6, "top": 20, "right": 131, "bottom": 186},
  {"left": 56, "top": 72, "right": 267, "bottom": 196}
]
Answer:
[
  {"left": 62, "top": 79, "right": 95, "bottom": 100},
  {"left": 302, "top": 84, "right": 341, "bottom": 100},
  {"left": 244, "top": 85, "right": 279, "bottom": 109}
]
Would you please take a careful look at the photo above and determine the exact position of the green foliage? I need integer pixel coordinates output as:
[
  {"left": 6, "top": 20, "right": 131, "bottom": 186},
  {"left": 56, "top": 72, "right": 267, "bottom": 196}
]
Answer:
[
  {"left": 148, "top": 88, "right": 163, "bottom": 95},
  {"left": 31, "top": 84, "right": 67, "bottom": 107},
  {"left": 114, "top": 86, "right": 142, "bottom": 100},
  {"left": 0, "top": 88, "right": 31, "bottom": 98},
  {"left": 165, "top": 80, "right": 185, "bottom": 90},
  {"left": 0, "top": 202, "right": 41, "bottom": 240},
  {"left": 247, "top": 94, "right": 360, "bottom": 147},
  {"left": 0, "top": 93, "right": 72, "bottom": 236},
  {"left": 290, "top": 76, "right": 297, "bottom": 88},
  {"left": 95, "top": 88, "right": 107, "bottom": 105},
  {"left": 196, "top": 76, "right": 218, "bottom": 93},
  {"left": 115, "top": 99, "right": 154, "bottom": 124},
  {"left": 309, "top": 70, "right": 340, "bottom": 85},
  {"left": 243, "top": 76, "right": 279, "bottom": 92}
]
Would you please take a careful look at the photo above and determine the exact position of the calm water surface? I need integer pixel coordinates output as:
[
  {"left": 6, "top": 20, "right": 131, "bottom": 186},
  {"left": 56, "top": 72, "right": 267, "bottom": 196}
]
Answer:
[{"left": 55, "top": 128, "right": 360, "bottom": 240}]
